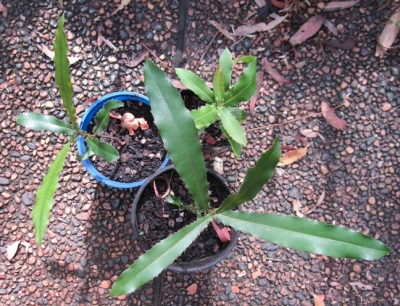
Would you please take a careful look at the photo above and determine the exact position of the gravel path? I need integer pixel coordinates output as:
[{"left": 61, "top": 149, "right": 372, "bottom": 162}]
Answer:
[{"left": 0, "top": 0, "right": 399, "bottom": 305}]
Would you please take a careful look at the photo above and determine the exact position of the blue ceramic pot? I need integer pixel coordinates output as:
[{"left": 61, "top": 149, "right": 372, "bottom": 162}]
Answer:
[{"left": 76, "top": 91, "right": 170, "bottom": 189}]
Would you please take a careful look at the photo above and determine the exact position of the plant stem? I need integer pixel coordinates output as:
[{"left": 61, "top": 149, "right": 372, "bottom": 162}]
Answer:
[{"left": 78, "top": 131, "right": 125, "bottom": 145}]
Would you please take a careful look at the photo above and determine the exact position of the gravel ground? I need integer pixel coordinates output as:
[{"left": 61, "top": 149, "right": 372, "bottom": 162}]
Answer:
[{"left": 0, "top": 0, "right": 399, "bottom": 305}]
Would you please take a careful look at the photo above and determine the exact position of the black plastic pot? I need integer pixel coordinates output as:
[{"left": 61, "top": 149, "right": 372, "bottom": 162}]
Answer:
[{"left": 131, "top": 164, "right": 239, "bottom": 273}]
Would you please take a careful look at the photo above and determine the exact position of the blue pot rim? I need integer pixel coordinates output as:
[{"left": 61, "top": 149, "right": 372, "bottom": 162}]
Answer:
[{"left": 76, "top": 91, "right": 170, "bottom": 189}]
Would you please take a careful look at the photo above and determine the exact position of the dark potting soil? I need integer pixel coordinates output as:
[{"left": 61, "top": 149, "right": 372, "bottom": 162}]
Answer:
[
  {"left": 181, "top": 90, "right": 230, "bottom": 147},
  {"left": 135, "top": 169, "right": 232, "bottom": 263},
  {"left": 87, "top": 100, "right": 167, "bottom": 183}
]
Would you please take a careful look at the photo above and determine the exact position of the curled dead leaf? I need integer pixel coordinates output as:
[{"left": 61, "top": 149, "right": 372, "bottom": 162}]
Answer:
[
  {"left": 250, "top": 70, "right": 264, "bottom": 118},
  {"left": 262, "top": 58, "right": 293, "bottom": 85},
  {"left": 318, "top": 0, "right": 360, "bottom": 12},
  {"left": 376, "top": 8, "right": 400, "bottom": 57},
  {"left": 235, "top": 15, "right": 287, "bottom": 36},
  {"left": 124, "top": 51, "right": 149, "bottom": 68},
  {"left": 39, "top": 44, "right": 80, "bottom": 64},
  {"left": 321, "top": 101, "right": 347, "bottom": 130},
  {"left": 278, "top": 136, "right": 308, "bottom": 166},
  {"left": 111, "top": 112, "right": 149, "bottom": 136},
  {"left": 211, "top": 220, "right": 231, "bottom": 242},
  {"left": 292, "top": 199, "right": 304, "bottom": 217},
  {"left": 209, "top": 20, "right": 234, "bottom": 41},
  {"left": 7, "top": 241, "right": 20, "bottom": 260},
  {"left": 289, "top": 15, "right": 325, "bottom": 46}
]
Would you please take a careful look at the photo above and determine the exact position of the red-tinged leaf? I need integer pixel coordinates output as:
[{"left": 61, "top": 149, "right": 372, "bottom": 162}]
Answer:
[
  {"left": 187, "top": 283, "right": 198, "bottom": 295},
  {"left": 325, "top": 38, "right": 357, "bottom": 50},
  {"left": 376, "top": 8, "right": 400, "bottom": 57},
  {"left": 278, "top": 136, "right": 308, "bottom": 166},
  {"left": 312, "top": 294, "right": 325, "bottom": 306},
  {"left": 211, "top": 220, "right": 231, "bottom": 242},
  {"left": 250, "top": 70, "right": 264, "bottom": 118},
  {"left": 7, "top": 241, "right": 20, "bottom": 260},
  {"left": 124, "top": 51, "right": 149, "bottom": 68},
  {"left": 0, "top": 2, "right": 8, "bottom": 17},
  {"left": 300, "top": 129, "right": 319, "bottom": 138},
  {"left": 271, "top": 0, "right": 287, "bottom": 9},
  {"left": 262, "top": 58, "right": 293, "bottom": 85},
  {"left": 235, "top": 15, "right": 287, "bottom": 36},
  {"left": 317, "top": 0, "right": 359, "bottom": 12},
  {"left": 321, "top": 101, "right": 347, "bottom": 130},
  {"left": 209, "top": 20, "right": 234, "bottom": 41},
  {"left": 289, "top": 15, "right": 325, "bottom": 46}
]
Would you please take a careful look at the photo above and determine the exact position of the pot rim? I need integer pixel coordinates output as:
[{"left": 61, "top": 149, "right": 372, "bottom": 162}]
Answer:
[
  {"left": 131, "top": 164, "right": 239, "bottom": 273},
  {"left": 76, "top": 91, "right": 170, "bottom": 189}
]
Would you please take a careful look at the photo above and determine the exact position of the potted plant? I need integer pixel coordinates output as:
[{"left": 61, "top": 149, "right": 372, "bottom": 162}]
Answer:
[
  {"left": 15, "top": 16, "right": 168, "bottom": 245},
  {"left": 176, "top": 49, "right": 256, "bottom": 157},
  {"left": 109, "top": 60, "right": 390, "bottom": 296}
]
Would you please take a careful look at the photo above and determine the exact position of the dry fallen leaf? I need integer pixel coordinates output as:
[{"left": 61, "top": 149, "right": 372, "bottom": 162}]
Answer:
[
  {"left": 7, "top": 241, "right": 20, "bottom": 260},
  {"left": 349, "top": 282, "right": 373, "bottom": 291},
  {"left": 292, "top": 199, "right": 304, "bottom": 217},
  {"left": 124, "top": 51, "right": 149, "bottom": 68},
  {"left": 318, "top": 0, "right": 360, "bottom": 12},
  {"left": 254, "top": 0, "right": 266, "bottom": 7},
  {"left": 57, "top": 0, "right": 64, "bottom": 9},
  {"left": 313, "top": 294, "right": 325, "bottom": 306},
  {"left": 187, "top": 283, "right": 198, "bottom": 295},
  {"left": 0, "top": 1, "right": 8, "bottom": 17},
  {"left": 376, "top": 8, "right": 400, "bottom": 57},
  {"left": 250, "top": 70, "right": 264, "bottom": 118},
  {"left": 209, "top": 20, "right": 235, "bottom": 41},
  {"left": 39, "top": 44, "right": 80, "bottom": 65},
  {"left": 300, "top": 129, "right": 319, "bottom": 138},
  {"left": 323, "top": 19, "right": 338, "bottom": 36},
  {"left": 112, "top": 0, "right": 131, "bottom": 16},
  {"left": 235, "top": 15, "right": 287, "bottom": 36},
  {"left": 321, "top": 101, "right": 347, "bottom": 130},
  {"left": 304, "top": 190, "right": 325, "bottom": 215},
  {"left": 278, "top": 136, "right": 308, "bottom": 166},
  {"left": 212, "top": 220, "right": 231, "bottom": 242},
  {"left": 111, "top": 112, "right": 149, "bottom": 136},
  {"left": 262, "top": 58, "right": 293, "bottom": 85},
  {"left": 289, "top": 15, "right": 325, "bottom": 46}
]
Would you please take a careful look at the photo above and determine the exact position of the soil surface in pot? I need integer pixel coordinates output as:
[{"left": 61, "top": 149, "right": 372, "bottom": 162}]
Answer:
[
  {"left": 88, "top": 100, "right": 167, "bottom": 183},
  {"left": 136, "top": 169, "right": 232, "bottom": 263},
  {"left": 181, "top": 91, "right": 230, "bottom": 147}
]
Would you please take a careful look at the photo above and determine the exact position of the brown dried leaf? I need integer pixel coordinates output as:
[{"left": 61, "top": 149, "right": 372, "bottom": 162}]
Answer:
[
  {"left": 212, "top": 220, "right": 231, "bottom": 242},
  {"left": 323, "top": 19, "right": 338, "bottom": 36},
  {"left": 7, "top": 241, "right": 20, "bottom": 260},
  {"left": 292, "top": 199, "right": 304, "bottom": 217},
  {"left": 376, "top": 8, "right": 400, "bottom": 57},
  {"left": 300, "top": 129, "right": 319, "bottom": 138},
  {"left": 313, "top": 294, "right": 325, "bottom": 306},
  {"left": 321, "top": 101, "right": 347, "bottom": 130},
  {"left": 262, "top": 58, "right": 293, "bottom": 85},
  {"left": 57, "top": 0, "right": 64, "bottom": 9},
  {"left": 235, "top": 15, "right": 287, "bottom": 36},
  {"left": 250, "top": 70, "right": 264, "bottom": 118},
  {"left": 209, "top": 20, "right": 235, "bottom": 41},
  {"left": 304, "top": 190, "right": 325, "bottom": 215},
  {"left": 39, "top": 44, "right": 80, "bottom": 65},
  {"left": 111, "top": 0, "right": 131, "bottom": 16},
  {"left": 124, "top": 51, "right": 149, "bottom": 68},
  {"left": 187, "top": 283, "right": 198, "bottom": 295},
  {"left": 289, "top": 15, "right": 325, "bottom": 46},
  {"left": 0, "top": 2, "right": 8, "bottom": 17},
  {"left": 278, "top": 136, "right": 308, "bottom": 166},
  {"left": 317, "top": 0, "right": 359, "bottom": 12}
]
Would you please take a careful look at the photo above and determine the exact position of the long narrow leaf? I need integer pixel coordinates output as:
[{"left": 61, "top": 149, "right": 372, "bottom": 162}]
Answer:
[
  {"left": 216, "top": 211, "right": 390, "bottom": 260},
  {"left": 17, "top": 113, "right": 75, "bottom": 135},
  {"left": 218, "top": 139, "right": 280, "bottom": 213},
  {"left": 190, "top": 104, "right": 217, "bottom": 129},
  {"left": 222, "top": 56, "right": 257, "bottom": 107},
  {"left": 86, "top": 137, "right": 119, "bottom": 162},
  {"left": 93, "top": 100, "right": 124, "bottom": 134},
  {"left": 176, "top": 68, "right": 215, "bottom": 104},
  {"left": 33, "top": 141, "right": 71, "bottom": 245},
  {"left": 144, "top": 60, "right": 210, "bottom": 212},
  {"left": 54, "top": 15, "right": 79, "bottom": 130},
  {"left": 213, "top": 65, "right": 225, "bottom": 104},
  {"left": 110, "top": 215, "right": 213, "bottom": 296},
  {"left": 220, "top": 123, "right": 242, "bottom": 157},
  {"left": 219, "top": 49, "right": 233, "bottom": 91},
  {"left": 218, "top": 107, "right": 247, "bottom": 146}
]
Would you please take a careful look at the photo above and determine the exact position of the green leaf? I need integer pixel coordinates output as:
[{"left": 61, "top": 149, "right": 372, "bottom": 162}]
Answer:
[
  {"left": 219, "top": 49, "right": 233, "bottom": 91},
  {"left": 218, "top": 107, "right": 247, "bottom": 146},
  {"left": 190, "top": 104, "right": 217, "bottom": 129},
  {"left": 166, "top": 194, "right": 184, "bottom": 209},
  {"left": 218, "top": 139, "right": 280, "bottom": 213},
  {"left": 176, "top": 68, "right": 215, "bottom": 104},
  {"left": 228, "top": 107, "right": 247, "bottom": 123},
  {"left": 86, "top": 137, "right": 119, "bottom": 162},
  {"left": 78, "top": 146, "right": 94, "bottom": 161},
  {"left": 93, "top": 100, "right": 124, "bottom": 134},
  {"left": 33, "top": 141, "right": 71, "bottom": 245},
  {"left": 220, "top": 123, "right": 242, "bottom": 158},
  {"left": 144, "top": 60, "right": 210, "bottom": 212},
  {"left": 17, "top": 113, "right": 75, "bottom": 135},
  {"left": 213, "top": 65, "right": 225, "bottom": 104},
  {"left": 222, "top": 55, "right": 257, "bottom": 107},
  {"left": 54, "top": 15, "right": 79, "bottom": 131},
  {"left": 216, "top": 211, "right": 390, "bottom": 260},
  {"left": 110, "top": 214, "right": 213, "bottom": 296}
]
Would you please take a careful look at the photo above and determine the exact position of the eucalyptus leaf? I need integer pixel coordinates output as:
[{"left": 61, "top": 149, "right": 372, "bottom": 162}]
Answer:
[
  {"left": 111, "top": 215, "right": 213, "bottom": 296},
  {"left": 17, "top": 113, "right": 75, "bottom": 135},
  {"left": 93, "top": 100, "right": 124, "bottom": 134},
  {"left": 86, "top": 137, "right": 119, "bottom": 162},
  {"left": 218, "top": 107, "right": 247, "bottom": 146},
  {"left": 33, "top": 141, "right": 71, "bottom": 245},
  {"left": 176, "top": 68, "right": 215, "bottom": 104},
  {"left": 190, "top": 104, "right": 217, "bottom": 129},
  {"left": 216, "top": 211, "right": 390, "bottom": 260}
]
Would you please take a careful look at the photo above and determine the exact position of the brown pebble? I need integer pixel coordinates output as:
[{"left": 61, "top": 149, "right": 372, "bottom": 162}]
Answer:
[
  {"left": 100, "top": 280, "right": 112, "bottom": 289},
  {"left": 353, "top": 263, "right": 362, "bottom": 273},
  {"left": 382, "top": 103, "right": 392, "bottom": 111}
]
